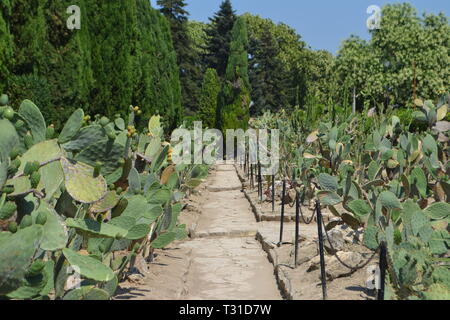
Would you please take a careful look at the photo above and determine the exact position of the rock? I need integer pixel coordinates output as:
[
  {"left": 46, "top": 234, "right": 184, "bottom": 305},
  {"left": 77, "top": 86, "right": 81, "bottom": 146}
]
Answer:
[
  {"left": 326, "top": 251, "right": 364, "bottom": 280},
  {"left": 131, "top": 254, "right": 149, "bottom": 275},
  {"left": 306, "top": 255, "right": 322, "bottom": 272},
  {"left": 324, "top": 228, "right": 345, "bottom": 254},
  {"left": 296, "top": 241, "right": 318, "bottom": 265},
  {"left": 281, "top": 188, "right": 295, "bottom": 204},
  {"left": 306, "top": 251, "right": 364, "bottom": 280},
  {"left": 331, "top": 224, "right": 364, "bottom": 245}
]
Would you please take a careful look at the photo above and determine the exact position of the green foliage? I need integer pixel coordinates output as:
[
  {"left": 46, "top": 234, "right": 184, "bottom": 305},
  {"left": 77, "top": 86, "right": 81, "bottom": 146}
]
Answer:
[
  {"left": 219, "top": 17, "right": 251, "bottom": 131},
  {"left": 205, "top": 0, "right": 236, "bottom": 78},
  {"left": 0, "top": 97, "right": 209, "bottom": 300},
  {"left": 158, "top": 0, "right": 202, "bottom": 115},
  {"left": 255, "top": 90, "right": 450, "bottom": 299},
  {"left": 198, "top": 68, "right": 221, "bottom": 128},
  {"left": 335, "top": 3, "right": 450, "bottom": 110},
  {"left": 3, "top": 0, "right": 182, "bottom": 131}
]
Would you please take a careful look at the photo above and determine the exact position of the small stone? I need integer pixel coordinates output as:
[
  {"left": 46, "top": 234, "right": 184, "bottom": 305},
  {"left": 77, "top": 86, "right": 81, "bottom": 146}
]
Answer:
[
  {"left": 324, "top": 228, "right": 345, "bottom": 254},
  {"left": 296, "top": 241, "right": 318, "bottom": 265},
  {"left": 325, "top": 251, "right": 364, "bottom": 280}
]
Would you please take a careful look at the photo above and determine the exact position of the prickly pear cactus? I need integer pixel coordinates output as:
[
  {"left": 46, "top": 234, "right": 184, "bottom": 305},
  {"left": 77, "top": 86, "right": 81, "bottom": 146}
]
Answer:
[{"left": 0, "top": 96, "right": 209, "bottom": 300}]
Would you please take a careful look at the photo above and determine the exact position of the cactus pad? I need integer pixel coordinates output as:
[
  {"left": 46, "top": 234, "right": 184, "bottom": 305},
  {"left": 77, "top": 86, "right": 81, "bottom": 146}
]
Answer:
[
  {"left": 0, "top": 119, "right": 19, "bottom": 162},
  {"left": 62, "top": 248, "right": 115, "bottom": 282},
  {"left": 90, "top": 191, "right": 120, "bottom": 214},
  {"left": 18, "top": 100, "right": 46, "bottom": 143},
  {"left": 58, "top": 109, "right": 84, "bottom": 144},
  {"left": 60, "top": 157, "right": 107, "bottom": 204},
  {"left": 0, "top": 225, "right": 43, "bottom": 295}
]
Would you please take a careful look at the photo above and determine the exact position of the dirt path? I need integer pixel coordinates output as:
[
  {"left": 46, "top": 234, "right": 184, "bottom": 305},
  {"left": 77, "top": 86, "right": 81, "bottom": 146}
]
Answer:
[
  {"left": 116, "top": 164, "right": 373, "bottom": 300},
  {"left": 179, "top": 165, "right": 280, "bottom": 300},
  {"left": 116, "top": 164, "right": 281, "bottom": 300}
]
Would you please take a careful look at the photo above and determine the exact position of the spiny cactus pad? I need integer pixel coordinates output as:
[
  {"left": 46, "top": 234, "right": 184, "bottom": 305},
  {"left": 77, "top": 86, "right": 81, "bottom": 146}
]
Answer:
[
  {"left": 33, "top": 203, "right": 68, "bottom": 251},
  {"left": 60, "top": 157, "right": 107, "bottom": 204},
  {"left": 90, "top": 191, "right": 120, "bottom": 214},
  {"left": 66, "top": 218, "right": 128, "bottom": 239},
  {"left": 0, "top": 119, "right": 19, "bottom": 162},
  {"left": 58, "top": 109, "right": 84, "bottom": 144},
  {"left": 18, "top": 100, "right": 46, "bottom": 144},
  {"left": 0, "top": 225, "right": 43, "bottom": 295},
  {"left": 62, "top": 248, "right": 115, "bottom": 282}
]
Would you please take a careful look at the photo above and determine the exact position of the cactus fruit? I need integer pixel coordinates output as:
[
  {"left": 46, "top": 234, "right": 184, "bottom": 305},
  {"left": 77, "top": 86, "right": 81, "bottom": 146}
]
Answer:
[
  {"left": 3, "top": 107, "right": 14, "bottom": 120},
  {"left": 24, "top": 134, "right": 34, "bottom": 149},
  {"left": 19, "top": 215, "right": 33, "bottom": 229},
  {"left": 1, "top": 185, "right": 15, "bottom": 194},
  {"left": 9, "top": 148, "right": 20, "bottom": 160},
  {"left": 0, "top": 94, "right": 8, "bottom": 106},
  {"left": 46, "top": 125, "right": 55, "bottom": 139},
  {"left": 167, "top": 147, "right": 173, "bottom": 164},
  {"left": 8, "top": 221, "right": 18, "bottom": 233},
  {"left": 24, "top": 161, "right": 40, "bottom": 176},
  {"left": 14, "top": 119, "right": 25, "bottom": 130},
  {"left": 94, "top": 162, "right": 102, "bottom": 177},
  {"left": 127, "top": 125, "right": 137, "bottom": 138},
  {"left": 7, "top": 160, "right": 20, "bottom": 175},
  {"left": 0, "top": 201, "right": 17, "bottom": 220},
  {"left": 30, "top": 171, "right": 41, "bottom": 189},
  {"left": 28, "top": 260, "right": 46, "bottom": 276},
  {"left": 35, "top": 211, "right": 47, "bottom": 225}
]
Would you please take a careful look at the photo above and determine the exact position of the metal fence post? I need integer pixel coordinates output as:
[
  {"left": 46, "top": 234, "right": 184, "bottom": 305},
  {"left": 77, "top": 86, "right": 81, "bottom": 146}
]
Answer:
[
  {"left": 271, "top": 174, "right": 275, "bottom": 212},
  {"left": 378, "top": 241, "right": 387, "bottom": 300},
  {"left": 316, "top": 200, "right": 327, "bottom": 300},
  {"left": 278, "top": 179, "right": 286, "bottom": 247},
  {"left": 294, "top": 190, "right": 300, "bottom": 268}
]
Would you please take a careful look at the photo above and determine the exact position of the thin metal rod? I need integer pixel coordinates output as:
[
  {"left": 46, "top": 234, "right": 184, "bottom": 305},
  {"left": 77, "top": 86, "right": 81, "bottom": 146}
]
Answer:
[
  {"left": 316, "top": 201, "right": 327, "bottom": 300},
  {"left": 378, "top": 241, "right": 387, "bottom": 300},
  {"left": 258, "top": 162, "right": 262, "bottom": 201},
  {"left": 271, "top": 175, "right": 275, "bottom": 212},
  {"left": 294, "top": 191, "right": 300, "bottom": 268},
  {"left": 250, "top": 164, "right": 254, "bottom": 189},
  {"left": 278, "top": 179, "right": 286, "bottom": 246}
]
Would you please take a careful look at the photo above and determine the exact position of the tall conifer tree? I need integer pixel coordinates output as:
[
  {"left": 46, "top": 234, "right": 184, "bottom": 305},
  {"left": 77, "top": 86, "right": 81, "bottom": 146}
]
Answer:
[
  {"left": 157, "top": 0, "right": 202, "bottom": 115},
  {"left": 0, "top": 0, "right": 13, "bottom": 94},
  {"left": 198, "top": 68, "right": 221, "bottom": 128},
  {"left": 205, "top": 0, "right": 236, "bottom": 78},
  {"left": 219, "top": 17, "right": 250, "bottom": 131},
  {"left": 249, "top": 25, "right": 288, "bottom": 115}
]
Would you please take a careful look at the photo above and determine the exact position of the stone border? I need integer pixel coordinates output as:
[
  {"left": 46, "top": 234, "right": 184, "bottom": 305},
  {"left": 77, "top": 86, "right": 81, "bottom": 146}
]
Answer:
[
  {"left": 256, "top": 230, "right": 295, "bottom": 300},
  {"left": 234, "top": 164, "right": 298, "bottom": 300}
]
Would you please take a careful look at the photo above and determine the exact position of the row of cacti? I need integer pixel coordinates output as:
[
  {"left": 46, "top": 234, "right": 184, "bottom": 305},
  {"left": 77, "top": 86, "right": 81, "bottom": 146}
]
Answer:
[
  {"left": 253, "top": 94, "right": 449, "bottom": 300},
  {"left": 0, "top": 94, "right": 209, "bottom": 300}
]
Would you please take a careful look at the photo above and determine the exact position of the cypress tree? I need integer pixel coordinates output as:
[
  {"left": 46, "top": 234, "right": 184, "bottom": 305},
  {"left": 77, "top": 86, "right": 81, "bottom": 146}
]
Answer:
[
  {"left": 249, "top": 24, "right": 288, "bottom": 115},
  {"left": 40, "top": 0, "right": 93, "bottom": 127},
  {"left": 7, "top": 0, "right": 51, "bottom": 111},
  {"left": 155, "top": 11, "right": 183, "bottom": 130},
  {"left": 219, "top": 17, "right": 251, "bottom": 131},
  {"left": 205, "top": 0, "right": 236, "bottom": 78},
  {"left": 198, "top": 68, "right": 221, "bottom": 128},
  {"left": 87, "top": 0, "right": 139, "bottom": 118},
  {"left": 0, "top": 0, "right": 13, "bottom": 94},
  {"left": 157, "top": 0, "right": 202, "bottom": 115}
]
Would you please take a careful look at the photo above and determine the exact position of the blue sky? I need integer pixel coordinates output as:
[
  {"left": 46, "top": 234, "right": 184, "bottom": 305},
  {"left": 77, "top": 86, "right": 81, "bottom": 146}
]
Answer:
[{"left": 154, "top": 0, "right": 450, "bottom": 54}]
